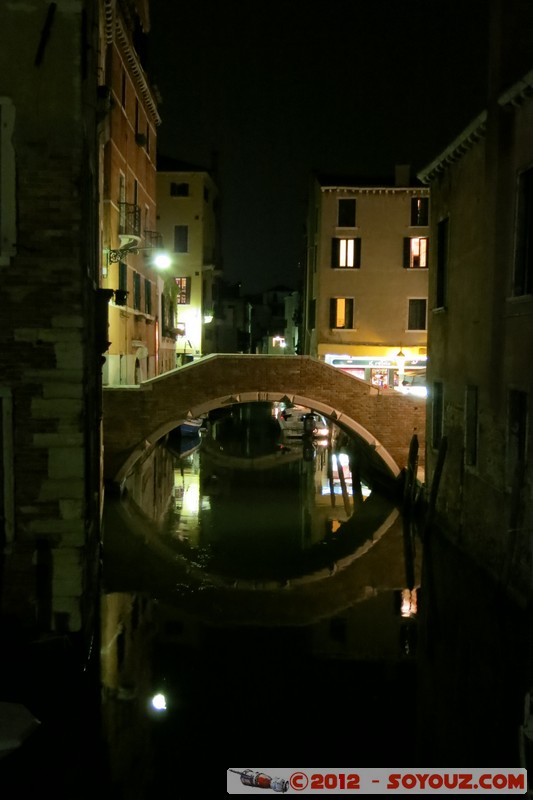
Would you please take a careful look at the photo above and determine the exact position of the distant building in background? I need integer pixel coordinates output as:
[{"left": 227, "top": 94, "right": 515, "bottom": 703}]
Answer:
[
  {"left": 248, "top": 286, "right": 297, "bottom": 354},
  {"left": 101, "top": 6, "right": 165, "bottom": 384},
  {"left": 283, "top": 291, "right": 302, "bottom": 355},
  {"left": 156, "top": 155, "right": 223, "bottom": 363},
  {"left": 215, "top": 281, "right": 253, "bottom": 353},
  {"left": 303, "top": 167, "right": 429, "bottom": 391},
  {"left": 418, "top": 0, "right": 533, "bottom": 606}
]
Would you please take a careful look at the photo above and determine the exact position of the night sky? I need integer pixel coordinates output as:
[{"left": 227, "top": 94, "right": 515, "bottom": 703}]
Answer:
[{"left": 146, "top": 1, "right": 489, "bottom": 294}]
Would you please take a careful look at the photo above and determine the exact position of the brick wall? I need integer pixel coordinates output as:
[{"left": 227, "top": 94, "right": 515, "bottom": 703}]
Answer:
[{"left": 103, "top": 355, "right": 426, "bottom": 483}]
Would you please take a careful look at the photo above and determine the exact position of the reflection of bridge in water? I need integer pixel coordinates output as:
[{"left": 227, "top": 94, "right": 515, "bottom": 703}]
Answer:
[
  {"left": 199, "top": 435, "right": 303, "bottom": 470},
  {"left": 103, "top": 354, "right": 426, "bottom": 484}
]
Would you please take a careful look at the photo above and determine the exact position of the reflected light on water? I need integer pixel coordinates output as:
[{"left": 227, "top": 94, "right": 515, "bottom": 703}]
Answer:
[
  {"left": 150, "top": 693, "right": 167, "bottom": 712},
  {"left": 400, "top": 588, "right": 418, "bottom": 618}
]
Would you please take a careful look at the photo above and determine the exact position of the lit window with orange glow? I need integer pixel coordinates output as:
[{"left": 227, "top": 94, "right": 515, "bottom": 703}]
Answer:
[
  {"left": 329, "top": 297, "right": 354, "bottom": 329},
  {"left": 332, "top": 237, "right": 361, "bottom": 269},
  {"left": 404, "top": 236, "right": 428, "bottom": 269}
]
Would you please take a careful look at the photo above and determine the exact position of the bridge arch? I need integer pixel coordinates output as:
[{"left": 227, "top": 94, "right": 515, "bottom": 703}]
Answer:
[{"left": 103, "top": 355, "right": 425, "bottom": 485}]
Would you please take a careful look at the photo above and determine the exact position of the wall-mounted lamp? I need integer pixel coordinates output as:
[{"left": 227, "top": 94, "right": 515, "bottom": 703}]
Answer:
[
  {"left": 396, "top": 346, "right": 406, "bottom": 379},
  {"left": 203, "top": 311, "right": 214, "bottom": 324},
  {"left": 106, "top": 244, "right": 171, "bottom": 269}
]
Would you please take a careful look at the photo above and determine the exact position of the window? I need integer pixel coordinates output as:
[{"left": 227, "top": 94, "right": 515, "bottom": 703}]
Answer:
[
  {"left": 170, "top": 182, "right": 189, "bottom": 197},
  {"left": 410, "top": 197, "right": 429, "bottom": 226},
  {"left": 144, "top": 278, "right": 152, "bottom": 315},
  {"left": 432, "top": 381, "right": 444, "bottom": 449},
  {"left": 332, "top": 238, "right": 361, "bottom": 269},
  {"left": 465, "top": 385, "right": 478, "bottom": 467},
  {"left": 161, "top": 294, "right": 174, "bottom": 333},
  {"left": 513, "top": 166, "right": 533, "bottom": 296},
  {"left": 337, "top": 198, "right": 356, "bottom": 227},
  {"left": 120, "top": 69, "right": 126, "bottom": 108},
  {"left": 174, "top": 225, "right": 189, "bottom": 253},
  {"left": 436, "top": 218, "right": 449, "bottom": 307},
  {"left": 407, "top": 298, "right": 427, "bottom": 330},
  {"left": 329, "top": 297, "right": 354, "bottom": 329},
  {"left": 403, "top": 237, "right": 428, "bottom": 269},
  {"left": 0, "top": 98, "right": 16, "bottom": 265},
  {"left": 175, "top": 277, "right": 191, "bottom": 304},
  {"left": 118, "top": 261, "right": 127, "bottom": 292},
  {"left": 119, "top": 173, "right": 126, "bottom": 206},
  {"left": 507, "top": 389, "right": 528, "bottom": 487},
  {"left": 133, "top": 272, "right": 141, "bottom": 310}
]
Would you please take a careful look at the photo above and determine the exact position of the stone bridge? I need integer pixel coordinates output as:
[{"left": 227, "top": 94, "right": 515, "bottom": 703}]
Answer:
[{"left": 103, "top": 354, "right": 426, "bottom": 485}]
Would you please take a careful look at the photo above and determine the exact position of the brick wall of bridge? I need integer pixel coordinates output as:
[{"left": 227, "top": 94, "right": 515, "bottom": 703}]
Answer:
[{"left": 103, "top": 355, "right": 425, "bottom": 482}]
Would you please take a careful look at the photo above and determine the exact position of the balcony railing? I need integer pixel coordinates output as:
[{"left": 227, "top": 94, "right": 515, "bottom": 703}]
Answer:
[
  {"left": 118, "top": 202, "right": 141, "bottom": 237},
  {"left": 143, "top": 230, "right": 164, "bottom": 249}
]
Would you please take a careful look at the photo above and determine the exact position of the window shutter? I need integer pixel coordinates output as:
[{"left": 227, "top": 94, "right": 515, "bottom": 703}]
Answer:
[
  {"left": 346, "top": 298, "right": 354, "bottom": 327},
  {"left": 331, "top": 238, "right": 340, "bottom": 267},
  {"left": 355, "top": 238, "right": 361, "bottom": 268},
  {"left": 403, "top": 237, "right": 411, "bottom": 268},
  {"left": 329, "top": 298, "right": 336, "bottom": 327},
  {"left": 118, "top": 261, "right": 127, "bottom": 291}
]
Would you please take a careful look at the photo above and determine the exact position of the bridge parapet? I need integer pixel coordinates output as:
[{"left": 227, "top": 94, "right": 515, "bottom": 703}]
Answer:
[{"left": 103, "top": 354, "right": 425, "bottom": 483}]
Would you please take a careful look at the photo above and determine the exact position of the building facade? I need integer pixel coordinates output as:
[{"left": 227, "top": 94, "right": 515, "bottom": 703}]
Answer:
[
  {"left": 156, "top": 157, "right": 223, "bottom": 363},
  {"left": 303, "top": 168, "right": 429, "bottom": 391},
  {"left": 100, "top": 1, "right": 166, "bottom": 384},
  {"left": 418, "top": 0, "right": 533, "bottom": 605},
  {"left": 0, "top": 0, "right": 104, "bottom": 644}
]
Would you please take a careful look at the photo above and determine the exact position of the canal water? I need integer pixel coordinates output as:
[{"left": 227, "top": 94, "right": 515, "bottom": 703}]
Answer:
[
  {"left": 1, "top": 402, "right": 529, "bottom": 797},
  {"left": 98, "top": 402, "right": 530, "bottom": 797}
]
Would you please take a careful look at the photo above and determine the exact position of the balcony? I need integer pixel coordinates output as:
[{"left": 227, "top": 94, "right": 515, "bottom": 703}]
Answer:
[
  {"left": 143, "top": 230, "right": 164, "bottom": 250},
  {"left": 118, "top": 203, "right": 141, "bottom": 237}
]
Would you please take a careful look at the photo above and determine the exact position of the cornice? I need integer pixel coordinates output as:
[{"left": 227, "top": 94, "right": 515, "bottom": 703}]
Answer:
[
  {"left": 417, "top": 111, "right": 487, "bottom": 185},
  {"left": 320, "top": 186, "right": 430, "bottom": 196},
  {"left": 418, "top": 68, "right": 533, "bottom": 185},
  {"left": 115, "top": 16, "right": 161, "bottom": 126},
  {"left": 498, "top": 68, "right": 533, "bottom": 108},
  {"left": 104, "top": 0, "right": 115, "bottom": 43}
]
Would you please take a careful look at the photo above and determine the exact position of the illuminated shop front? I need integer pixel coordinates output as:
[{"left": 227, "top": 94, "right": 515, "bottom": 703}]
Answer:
[{"left": 322, "top": 352, "right": 427, "bottom": 390}]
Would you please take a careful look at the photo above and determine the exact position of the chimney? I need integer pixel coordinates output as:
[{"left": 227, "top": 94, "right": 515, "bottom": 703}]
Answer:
[{"left": 395, "top": 164, "right": 411, "bottom": 186}]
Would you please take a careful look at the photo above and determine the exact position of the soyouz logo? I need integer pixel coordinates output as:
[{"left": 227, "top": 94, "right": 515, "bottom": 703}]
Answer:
[{"left": 227, "top": 768, "right": 527, "bottom": 794}]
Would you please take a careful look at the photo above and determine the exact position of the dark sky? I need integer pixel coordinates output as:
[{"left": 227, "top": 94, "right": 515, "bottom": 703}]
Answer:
[{"left": 146, "top": 1, "right": 489, "bottom": 294}]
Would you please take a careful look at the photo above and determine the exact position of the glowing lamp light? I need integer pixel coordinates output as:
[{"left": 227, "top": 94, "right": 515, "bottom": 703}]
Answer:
[
  {"left": 152, "top": 251, "right": 171, "bottom": 270},
  {"left": 203, "top": 311, "right": 214, "bottom": 323}
]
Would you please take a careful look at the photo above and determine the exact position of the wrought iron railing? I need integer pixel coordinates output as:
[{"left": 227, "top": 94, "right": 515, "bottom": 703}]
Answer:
[
  {"left": 143, "top": 230, "right": 164, "bottom": 249},
  {"left": 118, "top": 202, "right": 141, "bottom": 237}
]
